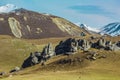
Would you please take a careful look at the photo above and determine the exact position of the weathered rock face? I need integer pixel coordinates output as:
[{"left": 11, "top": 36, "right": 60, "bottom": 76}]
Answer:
[
  {"left": 78, "top": 39, "right": 91, "bottom": 51},
  {"left": 41, "top": 43, "right": 55, "bottom": 58},
  {"left": 92, "top": 38, "right": 106, "bottom": 49},
  {"left": 110, "top": 44, "right": 120, "bottom": 51},
  {"left": 10, "top": 67, "right": 20, "bottom": 73},
  {"left": 98, "top": 38, "right": 106, "bottom": 48},
  {"left": 91, "top": 38, "right": 120, "bottom": 51},
  {"left": 55, "top": 38, "right": 78, "bottom": 55},
  {"left": 22, "top": 43, "right": 55, "bottom": 68},
  {"left": 116, "top": 41, "right": 120, "bottom": 47},
  {"left": 0, "top": 8, "right": 88, "bottom": 39},
  {"left": 22, "top": 52, "right": 39, "bottom": 68}
]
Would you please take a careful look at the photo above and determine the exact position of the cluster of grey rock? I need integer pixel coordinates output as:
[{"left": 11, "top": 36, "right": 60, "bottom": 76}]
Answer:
[
  {"left": 55, "top": 38, "right": 120, "bottom": 56},
  {"left": 12, "top": 39, "right": 120, "bottom": 69},
  {"left": 0, "top": 67, "right": 20, "bottom": 76},
  {"left": 55, "top": 38, "right": 91, "bottom": 55},
  {"left": 22, "top": 43, "right": 55, "bottom": 68},
  {"left": 92, "top": 38, "right": 120, "bottom": 51}
]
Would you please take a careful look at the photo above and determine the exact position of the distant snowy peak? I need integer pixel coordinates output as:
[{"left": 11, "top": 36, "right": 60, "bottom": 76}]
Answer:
[
  {"left": 100, "top": 22, "right": 120, "bottom": 36},
  {"left": 77, "top": 23, "right": 99, "bottom": 33},
  {"left": 80, "top": 24, "right": 88, "bottom": 30},
  {"left": 0, "top": 4, "right": 17, "bottom": 13}
]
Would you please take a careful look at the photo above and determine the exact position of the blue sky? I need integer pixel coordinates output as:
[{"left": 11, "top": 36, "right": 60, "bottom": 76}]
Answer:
[{"left": 0, "top": 0, "right": 120, "bottom": 28}]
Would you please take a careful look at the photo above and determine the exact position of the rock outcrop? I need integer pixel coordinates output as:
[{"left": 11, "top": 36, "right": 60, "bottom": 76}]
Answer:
[
  {"left": 92, "top": 38, "right": 120, "bottom": 51},
  {"left": 78, "top": 39, "right": 91, "bottom": 51},
  {"left": 21, "top": 38, "right": 120, "bottom": 69},
  {"left": 55, "top": 38, "right": 78, "bottom": 55},
  {"left": 22, "top": 43, "right": 55, "bottom": 68}
]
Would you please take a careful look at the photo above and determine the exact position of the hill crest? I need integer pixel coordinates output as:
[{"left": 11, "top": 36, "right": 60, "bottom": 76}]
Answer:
[{"left": 0, "top": 8, "right": 88, "bottom": 39}]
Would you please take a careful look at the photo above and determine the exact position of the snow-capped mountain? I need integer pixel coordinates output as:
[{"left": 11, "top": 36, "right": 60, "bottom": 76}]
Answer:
[
  {"left": 99, "top": 22, "right": 120, "bottom": 36},
  {"left": 75, "top": 23, "right": 99, "bottom": 33},
  {"left": 0, "top": 4, "right": 17, "bottom": 13}
]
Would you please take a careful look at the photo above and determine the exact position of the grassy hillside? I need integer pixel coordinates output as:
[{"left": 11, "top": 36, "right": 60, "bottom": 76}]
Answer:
[
  {"left": 0, "top": 35, "right": 120, "bottom": 80},
  {"left": 0, "top": 36, "right": 66, "bottom": 71},
  {"left": 0, "top": 37, "right": 36, "bottom": 71},
  {"left": 1, "top": 50, "right": 120, "bottom": 80}
]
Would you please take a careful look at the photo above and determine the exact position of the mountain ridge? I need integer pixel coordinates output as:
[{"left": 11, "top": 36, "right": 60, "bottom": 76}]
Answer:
[
  {"left": 99, "top": 22, "right": 120, "bottom": 36},
  {"left": 0, "top": 8, "right": 89, "bottom": 39}
]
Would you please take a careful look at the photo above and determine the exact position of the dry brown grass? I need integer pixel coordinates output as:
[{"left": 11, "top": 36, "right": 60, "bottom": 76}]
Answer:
[{"left": 0, "top": 35, "right": 120, "bottom": 80}]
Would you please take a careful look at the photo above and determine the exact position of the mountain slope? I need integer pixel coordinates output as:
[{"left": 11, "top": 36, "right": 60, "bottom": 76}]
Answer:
[
  {"left": 0, "top": 8, "right": 88, "bottom": 39},
  {"left": 100, "top": 22, "right": 120, "bottom": 36}
]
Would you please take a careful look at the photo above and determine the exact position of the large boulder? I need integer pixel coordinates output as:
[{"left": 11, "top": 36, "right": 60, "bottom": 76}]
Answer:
[
  {"left": 55, "top": 38, "right": 78, "bottom": 55},
  {"left": 0, "top": 72, "right": 6, "bottom": 76},
  {"left": 41, "top": 43, "right": 55, "bottom": 58},
  {"left": 10, "top": 67, "right": 20, "bottom": 73},
  {"left": 78, "top": 39, "right": 91, "bottom": 51},
  {"left": 22, "top": 43, "right": 55, "bottom": 68},
  {"left": 110, "top": 44, "right": 120, "bottom": 51},
  {"left": 116, "top": 41, "right": 120, "bottom": 47},
  {"left": 92, "top": 38, "right": 106, "bottom": 49},
  {"left": 22, "top": 52, "right": 39, "bottom": 68},
  {"left": 97, "top": 38, "right": 106, "bottom": 48},
  {"left": 105, "top": 41, "right": 113, "bottom": 50}
]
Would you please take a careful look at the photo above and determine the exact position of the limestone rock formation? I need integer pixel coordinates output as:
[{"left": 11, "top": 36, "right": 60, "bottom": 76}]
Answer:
[
  {"left": 22, "top": 52, "right": 40, "bottom": 68},
  {"left": 22, "top": 43, "right": 55, "bottom": 68},
  {"left": 10, "top": 67, "right": 20, "bottom": 73},
  {"left": 55, "top": 38, "right": 78, "bottom": 55},
  {"left": 41, "top": 43, "right": 55, "bottom": 59},
  {"left": 116, "top": 41, "right": 120, "bottom": 47},
  {"left": 91, "top": 38, "right": 120, "bottom": 51},
  {"left": 78, "top": 39, "right": 91, "bottom": 51}
]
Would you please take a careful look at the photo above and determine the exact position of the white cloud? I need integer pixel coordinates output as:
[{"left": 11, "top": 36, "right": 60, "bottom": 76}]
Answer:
[
  {"left": 67, "top": 0, "right": 120, "bottom": 27},
  {"left": 61, "top": 9, "right": 116, "bottom": 28},
  {"left": 77, "top": 1, "right": 120, "bottom": 20},
  {"left": 0, "top": 4, "right": 17, "bottom": 13}
]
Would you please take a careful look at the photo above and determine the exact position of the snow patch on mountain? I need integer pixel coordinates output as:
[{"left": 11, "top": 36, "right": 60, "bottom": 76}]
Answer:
[
  {"left": 75, "top": 23, "right": 99, "bottom": 32},
  {"left": 99, "top": 22, "right": 120, "bottom": 36}
]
